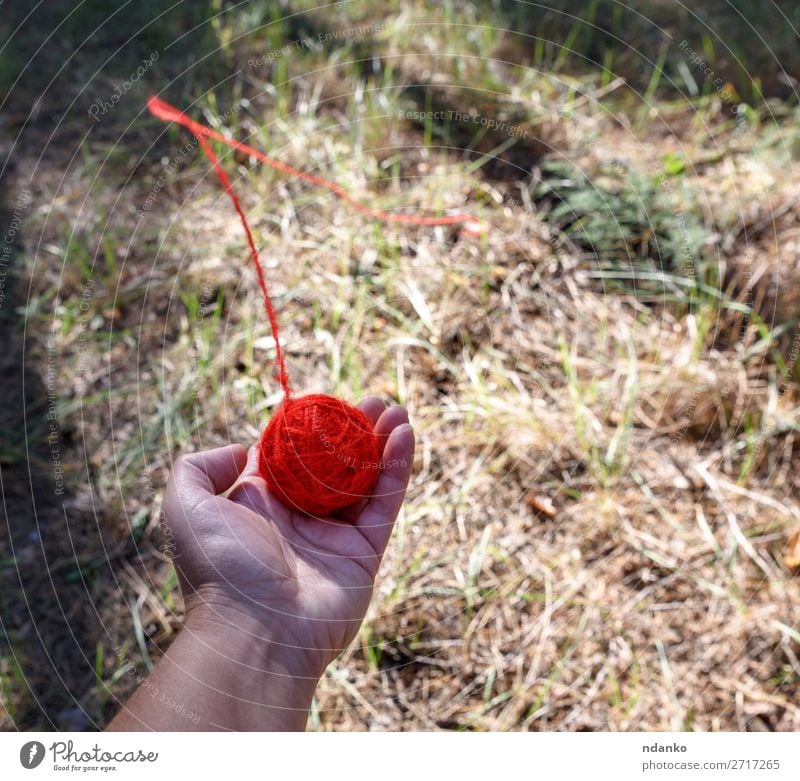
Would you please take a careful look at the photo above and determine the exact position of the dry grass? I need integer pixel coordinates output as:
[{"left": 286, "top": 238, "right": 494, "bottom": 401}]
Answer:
[{"left": 2, "top": 0, "right": 799, "bottom": 731}]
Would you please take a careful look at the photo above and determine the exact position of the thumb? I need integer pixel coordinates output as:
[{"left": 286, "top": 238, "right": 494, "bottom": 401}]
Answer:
[{"left": 171, "top": 444, "right": 248, "bottom": 505}]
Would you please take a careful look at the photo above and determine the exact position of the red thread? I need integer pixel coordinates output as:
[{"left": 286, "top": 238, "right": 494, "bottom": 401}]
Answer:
[
  {"left": 146, "top": 96, "right": 478, "bottom": 515},
  {"left": 258, "top": 394, "right": 380, "bottom": 516},
  {"left": 147, "top": 96, "right": 484, "bottom": 233}
]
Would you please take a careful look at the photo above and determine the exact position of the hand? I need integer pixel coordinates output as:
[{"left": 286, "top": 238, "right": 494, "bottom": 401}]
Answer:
[
  {"left": 162, "top": 398, "right": 415, "bottom": 678},
  {"left": 108, "top": 398, "right": 413, "bottom": 731}
]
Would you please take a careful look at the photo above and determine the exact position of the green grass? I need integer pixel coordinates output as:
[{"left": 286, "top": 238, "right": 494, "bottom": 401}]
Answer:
[
  {"left": 488, "top": 0, "right": 800, "bottom": 103},
  {"left": 535, "top": 158, "right": 708, "bottom": 281}
]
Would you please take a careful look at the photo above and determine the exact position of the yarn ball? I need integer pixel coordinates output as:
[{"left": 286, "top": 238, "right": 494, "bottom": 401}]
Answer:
[{"left": 258, "top": 394, "right": 381, "bottom": 517}]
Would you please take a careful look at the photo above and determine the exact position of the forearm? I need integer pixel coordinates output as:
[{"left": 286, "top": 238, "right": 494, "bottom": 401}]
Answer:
[{"left": 107, "top": 608, "right": 322, "bottom": 731}]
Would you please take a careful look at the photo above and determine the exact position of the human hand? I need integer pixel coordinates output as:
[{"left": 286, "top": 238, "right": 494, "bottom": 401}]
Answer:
[{"left": 161, "top": 398, "right": 415, "bottom": 679}]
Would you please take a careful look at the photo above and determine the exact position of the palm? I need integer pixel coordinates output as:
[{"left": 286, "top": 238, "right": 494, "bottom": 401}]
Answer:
[{"left": 165, "top": 399, "right": 413, "bottom": 669}]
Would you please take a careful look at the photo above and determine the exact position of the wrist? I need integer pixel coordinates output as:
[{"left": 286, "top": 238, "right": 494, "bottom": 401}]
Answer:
[
  {"left": 185, "top": 594, "right": 327, "bottom": 685},
  {"left": 182, "top": 601, "right": 323, "bottom": 730},
  {"left": 185, "top": 600, "right": 327, "bottom": 681}
]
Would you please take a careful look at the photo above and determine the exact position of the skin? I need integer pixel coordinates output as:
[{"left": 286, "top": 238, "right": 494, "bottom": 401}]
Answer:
[{"left": 107, "top": 398, "right": 414, "bottom": 731}]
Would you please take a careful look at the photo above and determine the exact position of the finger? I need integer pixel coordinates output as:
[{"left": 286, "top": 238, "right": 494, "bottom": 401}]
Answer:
[
  {"left": 241, "top": 442, "right": 263, "bottom": 479},
  {"left": 374, "top": 404, "right": 409, "bottom": 454},
  {"left": 353, "top": 422, "right": 415, "bottom": 555},
  {"left": 227, "top": 441, "right": 294, "bottom": 521},
  {"left": 171, "top": 444, "right": 248, "bottom": 503},
  {"left": 357, "top": 395, "right": 389, "bottom": 429},
  {"left": 227, "top": 477, "right": 291, "bottom": 523},
  {"left": 335, "top": 405, "right": 410, "bottom": 523}
]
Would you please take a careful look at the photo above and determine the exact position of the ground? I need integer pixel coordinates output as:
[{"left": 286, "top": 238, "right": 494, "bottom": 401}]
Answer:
[{"left": 1, "top": 0, "right": 799, "bottom": 731}]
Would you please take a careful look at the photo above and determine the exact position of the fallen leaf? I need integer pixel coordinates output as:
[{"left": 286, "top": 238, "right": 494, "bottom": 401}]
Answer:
[
  {"left": 784, "top": 527, "right": 800, "bottom": 570},
  {"left": 525, "top": 492, "right": 556, "bottom": 518}
]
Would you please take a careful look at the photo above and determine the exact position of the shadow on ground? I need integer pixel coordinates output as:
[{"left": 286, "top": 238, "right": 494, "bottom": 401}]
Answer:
[{"left": 0, "top": 0, "right": 222, "bottom": 730}]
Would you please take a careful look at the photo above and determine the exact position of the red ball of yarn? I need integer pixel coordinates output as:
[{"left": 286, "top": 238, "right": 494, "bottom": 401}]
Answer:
[{"left": 258, "top": 394, "right": 381, "bottom": 517}]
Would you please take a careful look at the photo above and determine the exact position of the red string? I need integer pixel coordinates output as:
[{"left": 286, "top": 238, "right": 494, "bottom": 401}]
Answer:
[
  {"left": 186, "top": 126, "right": 292, "bottom": 398},
  {"left": 146, "top": 95, "right": 483, "bottom": 399}
]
